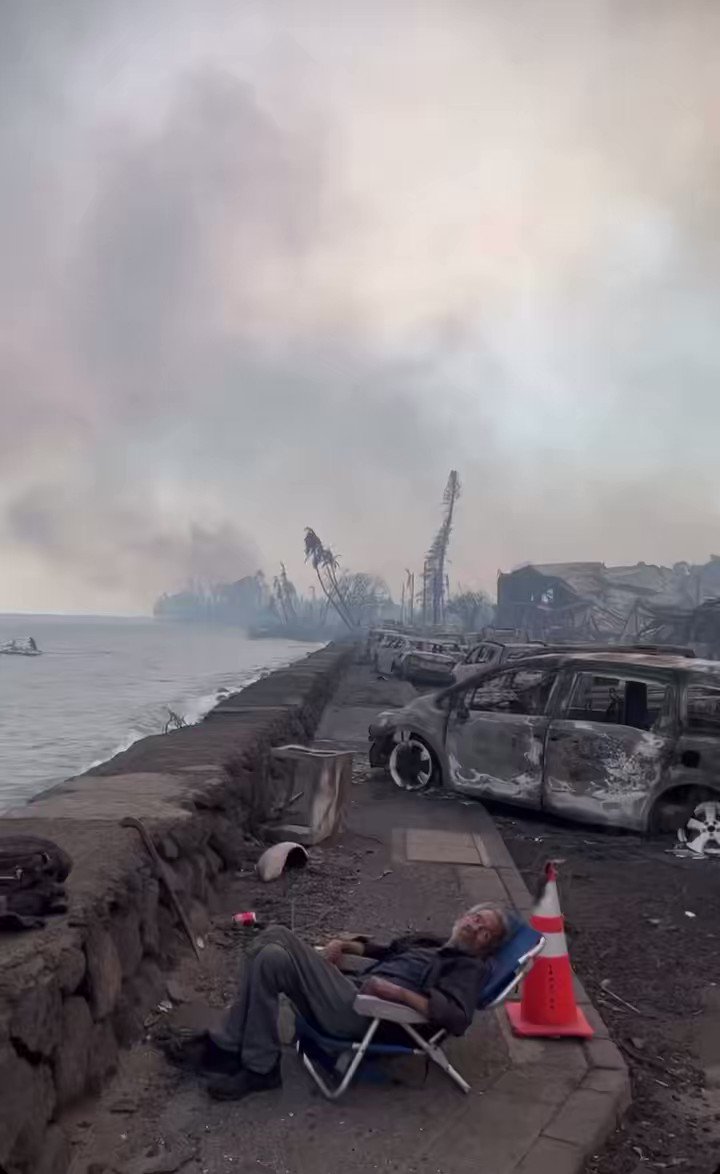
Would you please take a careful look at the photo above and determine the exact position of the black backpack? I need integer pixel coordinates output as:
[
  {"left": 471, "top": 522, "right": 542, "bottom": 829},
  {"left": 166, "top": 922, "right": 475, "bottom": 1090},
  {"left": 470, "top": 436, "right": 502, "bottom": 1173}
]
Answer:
[{"left": 0, "top": 835, "right": 73, "bottom": 929}]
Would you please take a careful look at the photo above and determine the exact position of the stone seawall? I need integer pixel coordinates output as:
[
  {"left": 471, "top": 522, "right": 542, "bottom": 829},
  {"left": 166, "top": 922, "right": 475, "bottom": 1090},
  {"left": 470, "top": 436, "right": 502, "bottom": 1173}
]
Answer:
[{"left": 0, "top": 642, "right": 353, "bottom": 1174}]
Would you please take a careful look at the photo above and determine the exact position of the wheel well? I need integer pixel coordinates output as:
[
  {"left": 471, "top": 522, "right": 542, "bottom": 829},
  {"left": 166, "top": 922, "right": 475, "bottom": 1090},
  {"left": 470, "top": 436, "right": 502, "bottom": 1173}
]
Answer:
[{"left": 649, "top": 784, "right": 719, "bottom": 834}]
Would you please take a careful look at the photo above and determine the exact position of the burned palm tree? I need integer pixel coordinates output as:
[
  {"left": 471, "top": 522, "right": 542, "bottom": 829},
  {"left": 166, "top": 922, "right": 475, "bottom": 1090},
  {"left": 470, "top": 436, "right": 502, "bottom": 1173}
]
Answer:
[
  {"left": 424, "top": 471, "right": 461, "bottom": 627},
  {"left": 304, "top": 528, "right": 355, "bottom": 629}
]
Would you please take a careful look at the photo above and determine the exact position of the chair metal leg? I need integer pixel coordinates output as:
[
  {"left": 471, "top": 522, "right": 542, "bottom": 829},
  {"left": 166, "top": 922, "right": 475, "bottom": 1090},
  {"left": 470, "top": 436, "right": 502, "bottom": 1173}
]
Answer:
[
  {"left": 401, "top": 1024, "right": 471, "bottom": 1094},
  {"left": 298, "top": 1018, "right": 381, "bottom": 1100}
]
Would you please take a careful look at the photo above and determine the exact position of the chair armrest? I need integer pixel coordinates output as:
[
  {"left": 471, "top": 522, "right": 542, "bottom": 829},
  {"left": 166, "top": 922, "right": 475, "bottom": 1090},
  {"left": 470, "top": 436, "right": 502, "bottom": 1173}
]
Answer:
[
  {"left": 353, "top": 993, "right": 428, "bottom": 1025},
  {"left": 339, "top": 955, "right": 373, "bottom": 975}
]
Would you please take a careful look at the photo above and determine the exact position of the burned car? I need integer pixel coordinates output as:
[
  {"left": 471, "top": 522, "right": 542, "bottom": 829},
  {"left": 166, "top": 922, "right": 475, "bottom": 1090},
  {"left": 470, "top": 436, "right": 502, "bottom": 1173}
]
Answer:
[
  {"left": 453, "top": 639, "right": 546, "bottom": 682},
  {"left": 369, "top": 652, "right": 720, "bottom": 836},
  {"left": 452, "top": 639, "right": 694, "bottom": 683},
  {"left": 375, "top": 634, "right": 464, "bottom": 685}
]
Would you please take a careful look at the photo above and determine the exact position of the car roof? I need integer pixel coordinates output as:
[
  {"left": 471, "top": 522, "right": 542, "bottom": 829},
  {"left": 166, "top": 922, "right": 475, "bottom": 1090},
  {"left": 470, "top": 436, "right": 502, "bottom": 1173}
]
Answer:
[
  {"left": 444, "top": 650, "right": 720, "bottom": 692},
  {"left": 496, "top": 651, "right": 720, "bottom": 675}
]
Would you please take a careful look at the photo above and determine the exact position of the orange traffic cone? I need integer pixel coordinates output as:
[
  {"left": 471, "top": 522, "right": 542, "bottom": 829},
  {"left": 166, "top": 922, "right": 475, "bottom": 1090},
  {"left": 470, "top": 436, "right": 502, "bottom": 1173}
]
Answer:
[{"left": 506, "top": 860, "right": 594, "bottom": 1038}]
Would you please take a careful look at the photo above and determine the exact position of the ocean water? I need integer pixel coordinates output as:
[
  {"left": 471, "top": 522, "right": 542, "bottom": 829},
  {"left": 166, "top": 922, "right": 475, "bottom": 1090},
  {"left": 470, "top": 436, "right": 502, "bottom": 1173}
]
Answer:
[{"left": 0, "top": 614, "right": 323, "bottom": 811}]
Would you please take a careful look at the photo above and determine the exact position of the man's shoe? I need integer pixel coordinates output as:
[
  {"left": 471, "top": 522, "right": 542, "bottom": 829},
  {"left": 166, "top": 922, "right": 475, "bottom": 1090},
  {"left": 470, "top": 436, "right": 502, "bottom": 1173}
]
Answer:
[
  {"left": 162, "top": 1034, "right": 242, "bottom": 1077},
  {"left": 207, "top": 1061, "right": 282, "bottom": 1101}
]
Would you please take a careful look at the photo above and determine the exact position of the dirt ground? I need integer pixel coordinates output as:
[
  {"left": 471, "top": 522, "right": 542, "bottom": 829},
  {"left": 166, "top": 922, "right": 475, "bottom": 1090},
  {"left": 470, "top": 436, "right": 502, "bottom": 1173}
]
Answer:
[
  {"left": 65, "top": 774, "right": 491, "bottom": 1174},
  {"left": 492, "top": 807, "right": 720, "bottom": 1174}
]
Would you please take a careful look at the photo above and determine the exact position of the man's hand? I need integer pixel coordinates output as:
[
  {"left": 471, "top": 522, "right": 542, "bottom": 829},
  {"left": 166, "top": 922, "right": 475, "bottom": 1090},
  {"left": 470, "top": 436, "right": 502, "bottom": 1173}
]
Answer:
[
  {"left": 360, "top": 976, "right": 430, "bottom": 1017},
  {"left": 322, "top": 939, "right": 345, "bottom": 967}
]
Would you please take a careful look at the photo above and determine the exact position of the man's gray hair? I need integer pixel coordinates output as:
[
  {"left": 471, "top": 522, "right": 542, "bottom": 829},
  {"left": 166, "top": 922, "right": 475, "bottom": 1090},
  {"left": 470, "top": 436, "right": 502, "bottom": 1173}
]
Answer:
[{"left": 466, "top": 903, "right": 512, "bottom": 944}]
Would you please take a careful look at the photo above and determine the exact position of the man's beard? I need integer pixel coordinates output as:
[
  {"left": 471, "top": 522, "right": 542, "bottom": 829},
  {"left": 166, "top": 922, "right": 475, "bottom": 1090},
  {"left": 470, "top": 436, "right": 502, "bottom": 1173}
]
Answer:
[{"left": 447, "top": 930, "right": 481, "bottom": 956}]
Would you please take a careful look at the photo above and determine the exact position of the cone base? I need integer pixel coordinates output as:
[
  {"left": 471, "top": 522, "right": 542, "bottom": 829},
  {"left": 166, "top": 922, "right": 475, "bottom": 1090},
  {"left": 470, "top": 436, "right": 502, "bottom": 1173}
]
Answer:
[{"left": 506, "top": 1001, "right": 594, "bottom": 1039}]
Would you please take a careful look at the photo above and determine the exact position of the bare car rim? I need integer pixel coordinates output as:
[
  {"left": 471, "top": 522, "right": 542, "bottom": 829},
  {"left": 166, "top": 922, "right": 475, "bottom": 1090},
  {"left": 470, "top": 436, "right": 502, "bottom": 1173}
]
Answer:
[
  {"left": 389, "top": 734, "right": 434, "bottom": 791},
  {"left": 677, "top": 800, "right": 720, "bottom": 856}
]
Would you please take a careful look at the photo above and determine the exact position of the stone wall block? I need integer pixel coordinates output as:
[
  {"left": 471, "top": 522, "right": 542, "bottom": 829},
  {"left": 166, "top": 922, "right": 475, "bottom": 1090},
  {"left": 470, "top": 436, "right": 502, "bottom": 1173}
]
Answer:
[
  {"left": 139, "top": 877, "right": 160, "bottom": 956},
  {"left": 86, "top": 1020, "right": 118, "bottom": 1093},
  {"left": 53, "top": 996, "right": 93, "bottom": 1109},
  {"left": 10, "top": 976, "right": 63, "bottom": 1058},
  {"left": 109, "top": 907, "right": 143, "bottom": 979},
  {"left": 0, "top": 1046, "right": 55, "bottom": 1170},
  {"left": 85, "top": 927, "right": 123, "bottom": 1020},
  {"left": 36, "top": 1124, "right": 71, "bottom": 1174}
]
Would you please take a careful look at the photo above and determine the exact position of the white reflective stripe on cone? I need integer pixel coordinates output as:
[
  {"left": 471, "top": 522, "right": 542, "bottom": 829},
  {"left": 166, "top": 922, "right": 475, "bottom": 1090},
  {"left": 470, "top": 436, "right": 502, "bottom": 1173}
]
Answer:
[
  {"left": 535, "top": 880, "right": 562, "bottom": 920},
  {"left": 540, "top": 930, "right": 569, "bottom": 959}
]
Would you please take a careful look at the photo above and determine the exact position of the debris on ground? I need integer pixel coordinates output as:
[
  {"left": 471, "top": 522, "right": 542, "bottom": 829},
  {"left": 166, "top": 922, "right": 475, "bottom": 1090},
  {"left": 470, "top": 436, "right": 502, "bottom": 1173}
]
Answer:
[
  {"left": 256, "top": 841, "right": 309, "bottom": 881},
  {"left": 495, "top": 810, "right": 720, "bottom": 1174}
]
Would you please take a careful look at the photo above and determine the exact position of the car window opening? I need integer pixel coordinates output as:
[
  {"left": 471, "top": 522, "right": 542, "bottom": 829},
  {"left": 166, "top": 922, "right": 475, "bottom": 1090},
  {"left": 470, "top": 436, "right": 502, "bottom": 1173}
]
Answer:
[{"left": 566, "top": 674, "right": 668, "bottom": 731}]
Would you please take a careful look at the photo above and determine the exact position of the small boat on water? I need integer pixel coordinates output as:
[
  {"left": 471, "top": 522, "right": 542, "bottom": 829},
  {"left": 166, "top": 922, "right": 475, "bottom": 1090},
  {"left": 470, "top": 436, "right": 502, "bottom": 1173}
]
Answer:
[{"left": 0, "top": 638, "right": 41, "bottom": 657}]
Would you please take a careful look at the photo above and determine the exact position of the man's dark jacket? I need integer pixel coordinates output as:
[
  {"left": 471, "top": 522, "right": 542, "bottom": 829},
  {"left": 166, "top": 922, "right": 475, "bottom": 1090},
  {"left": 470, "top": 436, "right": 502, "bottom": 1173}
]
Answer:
[{"left": 357, "top": 932, "right": 490, "bottom": 1036}]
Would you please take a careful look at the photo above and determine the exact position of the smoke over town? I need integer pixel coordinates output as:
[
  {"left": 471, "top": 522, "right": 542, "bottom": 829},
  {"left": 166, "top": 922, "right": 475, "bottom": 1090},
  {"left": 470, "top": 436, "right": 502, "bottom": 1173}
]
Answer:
[{"left": 2, "top": 0, "right": 720, "bottom": 612}]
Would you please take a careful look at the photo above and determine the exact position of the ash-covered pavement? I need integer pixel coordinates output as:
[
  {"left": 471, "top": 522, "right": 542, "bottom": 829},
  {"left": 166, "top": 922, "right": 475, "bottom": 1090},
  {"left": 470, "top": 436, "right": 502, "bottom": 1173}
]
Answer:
[{"left": 67, "top": 663, "right": 627, "bottom": 1174}]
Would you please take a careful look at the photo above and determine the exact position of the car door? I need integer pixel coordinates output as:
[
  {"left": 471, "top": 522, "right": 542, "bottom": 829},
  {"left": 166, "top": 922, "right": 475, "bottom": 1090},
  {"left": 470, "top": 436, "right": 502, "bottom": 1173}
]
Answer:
[
  {"left": 543, "top": 668, "right": 676, "bottom": 830},
  {"left": 664, "top": 678, "right": 720, "bottom": 797},
  {"left": 445, "top": 665, "right": 556, "bottom": 807}
]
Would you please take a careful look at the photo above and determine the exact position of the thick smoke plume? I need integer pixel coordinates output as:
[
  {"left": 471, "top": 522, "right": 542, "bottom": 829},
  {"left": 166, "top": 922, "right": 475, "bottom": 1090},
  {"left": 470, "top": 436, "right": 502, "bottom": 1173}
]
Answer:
[{"left": 1, "top": 1, "right": 720, "bottom": 611}]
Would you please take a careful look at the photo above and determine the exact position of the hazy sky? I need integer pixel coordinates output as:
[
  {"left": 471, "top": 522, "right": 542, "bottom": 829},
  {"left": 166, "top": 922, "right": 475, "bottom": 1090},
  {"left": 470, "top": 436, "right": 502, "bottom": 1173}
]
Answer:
[{"left": 2, "top": 0, "right": 720, "bottom": 613}]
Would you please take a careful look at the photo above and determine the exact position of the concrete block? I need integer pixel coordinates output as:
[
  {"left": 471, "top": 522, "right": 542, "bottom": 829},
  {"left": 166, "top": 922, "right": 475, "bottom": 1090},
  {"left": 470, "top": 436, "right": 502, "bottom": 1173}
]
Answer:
[
  {"left": 572, "top": 974, "right": 592, "bottom": 1005},
  {"left": 492, "top": 1064, "right": 582, "bottom": 1106},
  {"left": 54, "top": 995, "right": 93, "bottom": 1108},
  {"left": 420, "top": 1090, "right": 556, "bottom": 1173},
  {"left": 515, "top": 1136, "right": 585, "bottom": 1174},
  {"left": 10, "top": 975, "right": 63, "bottom": 1058},
  {"left": 584, "top": 1037, "right": 626, "bottom": 1070},
  {"left": 543, "top": 1087, "right": 618, "bottom": 1151},
  {"left": 496, "top": 866, "right": 534, "bottom": 911},
  {"left": 473, "top": 826, "right": 517, "bottom": 870},
  {"left": 581, "top": 1002, "right": 611, "bottom": 1038},
  {"left": 583, "top": 1066, "right": 632, "bottom": 1109},
  {"left": 406, "top": 828, "right": 483, "bottom": 864},
  {"left": 496, "top": 1009, "right": 588, "bottom": 1073},
  {"left": 458, "top": 866, "right": 513, "bottom": 904},
  {"left": 85, "top": 926, "right": 123, "bottom": 1019}
]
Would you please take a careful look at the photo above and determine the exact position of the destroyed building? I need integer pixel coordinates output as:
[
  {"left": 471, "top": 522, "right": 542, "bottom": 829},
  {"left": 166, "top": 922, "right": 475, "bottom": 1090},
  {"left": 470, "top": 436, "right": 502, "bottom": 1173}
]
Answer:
[{"left": 496, "top": 558, "right": 720, "bottom": 651}]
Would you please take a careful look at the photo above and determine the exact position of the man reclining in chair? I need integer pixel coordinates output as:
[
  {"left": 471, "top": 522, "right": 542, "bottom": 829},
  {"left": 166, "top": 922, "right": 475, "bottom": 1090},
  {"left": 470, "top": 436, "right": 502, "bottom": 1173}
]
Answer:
[{"left": 168, "top": 902, "right": 508, "bottom": 1102}]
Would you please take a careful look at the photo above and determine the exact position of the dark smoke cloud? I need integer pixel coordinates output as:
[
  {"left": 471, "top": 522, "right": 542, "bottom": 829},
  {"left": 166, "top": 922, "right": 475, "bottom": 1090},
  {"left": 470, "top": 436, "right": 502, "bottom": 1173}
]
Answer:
[{"left": 1, "top": 0, "right": 720, "bottom": 611}]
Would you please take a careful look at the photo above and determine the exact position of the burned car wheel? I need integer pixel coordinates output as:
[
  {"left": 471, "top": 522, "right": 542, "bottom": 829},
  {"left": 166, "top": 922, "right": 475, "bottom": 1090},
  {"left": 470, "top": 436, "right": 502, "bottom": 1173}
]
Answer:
[
  {"left": 650, "top": 786, "right": 717, "bottom": 838},
  {"left": 676, "top": 798, "right": 720, "bottom": 856},
  {"left": 388, "top": 734, "right": 438, "bottom": 791}
]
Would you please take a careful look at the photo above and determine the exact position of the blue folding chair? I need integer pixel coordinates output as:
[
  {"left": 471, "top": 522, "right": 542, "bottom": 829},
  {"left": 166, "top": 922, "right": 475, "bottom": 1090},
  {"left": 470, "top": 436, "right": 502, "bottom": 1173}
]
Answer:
[{"left": 295, "top": 918, "right": 544, "bottom": 1100}]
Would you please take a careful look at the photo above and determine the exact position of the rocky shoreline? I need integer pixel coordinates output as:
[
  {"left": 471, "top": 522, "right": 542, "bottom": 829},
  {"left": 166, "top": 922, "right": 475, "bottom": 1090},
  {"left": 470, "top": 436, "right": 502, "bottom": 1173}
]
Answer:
[{"left": 0, "top": 642, "right": 352, "bottom": 1174}]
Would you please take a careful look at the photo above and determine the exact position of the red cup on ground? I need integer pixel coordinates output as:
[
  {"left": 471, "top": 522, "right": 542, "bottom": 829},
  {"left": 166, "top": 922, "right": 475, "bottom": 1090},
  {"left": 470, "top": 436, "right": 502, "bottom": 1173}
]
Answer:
[{"left": 232, "top": 911, "right": 257, "bottom": 926}]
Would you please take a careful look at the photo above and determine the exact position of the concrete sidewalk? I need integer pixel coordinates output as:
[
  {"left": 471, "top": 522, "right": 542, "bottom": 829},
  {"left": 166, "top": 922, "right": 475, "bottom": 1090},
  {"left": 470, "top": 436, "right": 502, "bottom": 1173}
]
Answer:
[
  {"left": 66, "top": 663, "right": 628, "bottom": 1174},
  {"left": 310, "top": 665, "right": 631, "bottom": 1174}
]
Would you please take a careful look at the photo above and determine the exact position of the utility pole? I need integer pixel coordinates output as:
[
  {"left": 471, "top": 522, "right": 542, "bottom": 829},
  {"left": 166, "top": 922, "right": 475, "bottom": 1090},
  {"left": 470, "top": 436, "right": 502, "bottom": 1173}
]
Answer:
[{"left": 422, "top": 560, "right": 429, "bottom": 628}]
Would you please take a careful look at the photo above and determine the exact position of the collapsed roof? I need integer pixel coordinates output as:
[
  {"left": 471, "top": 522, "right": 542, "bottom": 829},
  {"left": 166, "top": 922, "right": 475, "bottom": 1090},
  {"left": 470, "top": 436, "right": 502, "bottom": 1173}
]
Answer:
[{"left": 496, "top": 558, "right": 720, "bottom": 640}]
